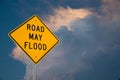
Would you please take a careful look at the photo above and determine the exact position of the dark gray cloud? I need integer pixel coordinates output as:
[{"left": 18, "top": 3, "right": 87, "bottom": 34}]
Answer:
[
  {"left": 50, "top": 14, "right": 120, "bottom": 80},
  {"left": 32, "top": 13, "right": 120, "bottom": 80}
]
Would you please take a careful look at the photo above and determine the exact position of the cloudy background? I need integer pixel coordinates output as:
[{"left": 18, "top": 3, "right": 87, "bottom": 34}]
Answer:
[{"left": 0, "top": 0, "right": 120, "bottom": 80}]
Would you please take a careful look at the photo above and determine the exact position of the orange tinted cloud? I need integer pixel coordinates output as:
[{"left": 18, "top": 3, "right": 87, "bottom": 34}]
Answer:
[{"left": 45, "top": 6, "right": 91, "bottom": 31}]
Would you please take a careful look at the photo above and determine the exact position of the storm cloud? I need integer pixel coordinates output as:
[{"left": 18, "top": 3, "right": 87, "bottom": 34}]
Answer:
[{"left": 11, "top": 0, "right": 120, "bottom": 80}]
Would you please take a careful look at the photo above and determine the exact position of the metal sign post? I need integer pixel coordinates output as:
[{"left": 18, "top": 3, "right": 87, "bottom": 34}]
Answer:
[{"left": 33, "top": 64, "right": 37, "bottom": 80}]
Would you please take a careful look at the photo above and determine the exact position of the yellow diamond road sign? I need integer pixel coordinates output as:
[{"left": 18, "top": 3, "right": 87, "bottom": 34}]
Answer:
[{"left": 9, "top": 15, "right": 59, "bottom": 64}]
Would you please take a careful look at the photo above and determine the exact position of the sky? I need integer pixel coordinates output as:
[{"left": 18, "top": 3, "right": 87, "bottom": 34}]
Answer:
[{"left": 0, "top": 0, "right": 120, "bottom": 80}]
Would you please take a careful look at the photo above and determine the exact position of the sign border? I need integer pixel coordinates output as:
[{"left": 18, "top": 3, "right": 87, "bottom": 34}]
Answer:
[{"left": 8, "top": 14, "right": 59, "bottom": 64}]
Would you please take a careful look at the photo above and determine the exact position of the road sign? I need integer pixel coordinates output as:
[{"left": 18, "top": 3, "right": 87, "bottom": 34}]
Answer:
[{"left": 9, "top": 15, "right": 59, "bottom": 64}]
